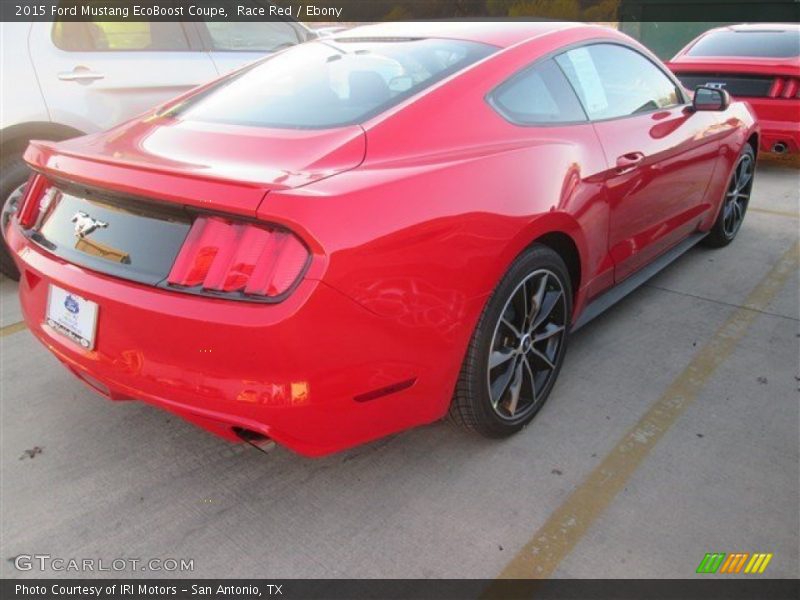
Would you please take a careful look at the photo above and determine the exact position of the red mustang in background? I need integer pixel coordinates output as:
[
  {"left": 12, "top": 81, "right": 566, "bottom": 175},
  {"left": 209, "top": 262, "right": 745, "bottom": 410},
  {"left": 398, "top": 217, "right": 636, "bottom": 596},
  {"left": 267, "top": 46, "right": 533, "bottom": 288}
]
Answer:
[
  {"left": 7, "top": 23, "right": 758, "bottom": 456},
  {"left": 667, "top": 23, "right": 799, "bottom": 155}
]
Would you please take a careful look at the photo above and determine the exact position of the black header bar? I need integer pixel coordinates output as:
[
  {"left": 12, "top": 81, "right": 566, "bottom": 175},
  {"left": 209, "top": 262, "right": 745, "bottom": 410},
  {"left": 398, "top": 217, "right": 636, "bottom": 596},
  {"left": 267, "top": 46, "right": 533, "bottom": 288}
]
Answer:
[
  {"left": 2, "top": 579, "right": 800, "bottom": 600},
  {"left": 1, "top": 1, "right": 798, "bottom": 22}
]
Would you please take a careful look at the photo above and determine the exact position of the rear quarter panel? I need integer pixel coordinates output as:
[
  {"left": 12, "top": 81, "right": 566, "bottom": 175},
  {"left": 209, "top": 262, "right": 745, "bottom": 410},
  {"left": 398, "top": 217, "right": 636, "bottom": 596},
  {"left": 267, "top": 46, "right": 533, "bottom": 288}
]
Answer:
[
  {"left": 254, "top": 28, "right": 623, "bottom": 419},
  {"left": 257, "top": 132, "right": 610, "bottom": 424}
]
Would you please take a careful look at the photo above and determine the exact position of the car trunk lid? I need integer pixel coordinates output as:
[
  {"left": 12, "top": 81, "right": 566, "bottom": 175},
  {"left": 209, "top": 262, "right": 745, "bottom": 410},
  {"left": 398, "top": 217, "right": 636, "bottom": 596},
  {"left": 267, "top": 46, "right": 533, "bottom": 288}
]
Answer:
[
  {"left": 668, "top": 58, "right": 800, "bottom": 99},
  {"left": 27, "top": 178, "right": 193, "bottom": 286},
  {"left": 19, "top": 118, "right": 363, "bottom": 291}
]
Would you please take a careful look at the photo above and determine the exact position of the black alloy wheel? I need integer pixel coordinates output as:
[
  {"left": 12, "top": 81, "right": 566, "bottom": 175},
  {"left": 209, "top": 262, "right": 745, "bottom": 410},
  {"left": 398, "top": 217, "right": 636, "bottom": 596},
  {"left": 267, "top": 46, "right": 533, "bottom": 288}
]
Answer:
[
  {"left": 704, "top": 144, "right": 756, "bottom": 248},
  {"left": 450, "top": 244, "right": 572, "bottom": 437}
]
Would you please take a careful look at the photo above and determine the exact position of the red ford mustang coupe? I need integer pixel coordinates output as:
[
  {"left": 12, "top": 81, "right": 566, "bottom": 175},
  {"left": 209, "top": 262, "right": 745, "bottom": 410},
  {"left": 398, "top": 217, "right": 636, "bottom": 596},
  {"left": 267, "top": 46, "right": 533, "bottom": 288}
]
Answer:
[
  {"left": 667, "top": 23, "right": 799, "bottom": 155},
  {"left": 7, "top": 23, "right": 758, "bottom": 456}
]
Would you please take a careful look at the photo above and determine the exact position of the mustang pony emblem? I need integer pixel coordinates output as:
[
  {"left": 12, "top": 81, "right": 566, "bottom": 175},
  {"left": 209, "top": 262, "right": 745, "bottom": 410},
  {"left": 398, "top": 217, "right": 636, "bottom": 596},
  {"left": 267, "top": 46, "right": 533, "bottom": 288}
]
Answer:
[{"left": 71, "top": 211, "right": 108, "bottom": 238}]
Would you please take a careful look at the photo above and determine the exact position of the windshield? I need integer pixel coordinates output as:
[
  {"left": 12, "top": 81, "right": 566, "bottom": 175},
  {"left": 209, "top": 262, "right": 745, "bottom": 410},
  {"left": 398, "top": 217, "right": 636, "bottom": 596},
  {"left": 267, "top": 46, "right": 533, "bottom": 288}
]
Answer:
[
  {"left": 686, "top": 30, "right": 800, "bottom": 58},
  {"left": 172, "top": 38, "right": 496, "bottom": 129}
]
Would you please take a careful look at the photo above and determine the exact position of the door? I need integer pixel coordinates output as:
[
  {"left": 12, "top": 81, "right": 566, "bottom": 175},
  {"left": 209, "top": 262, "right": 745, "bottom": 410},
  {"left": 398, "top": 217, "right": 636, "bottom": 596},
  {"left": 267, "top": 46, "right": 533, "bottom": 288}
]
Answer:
[
  {"left": 29, "top": 21, "right": 219, "bottom": 133},
  {"left": 192, "top": 18, "right": 309, "bottom": 76},
  {"left": 556, "top": 43, "right": 724, "bottom": 281}
]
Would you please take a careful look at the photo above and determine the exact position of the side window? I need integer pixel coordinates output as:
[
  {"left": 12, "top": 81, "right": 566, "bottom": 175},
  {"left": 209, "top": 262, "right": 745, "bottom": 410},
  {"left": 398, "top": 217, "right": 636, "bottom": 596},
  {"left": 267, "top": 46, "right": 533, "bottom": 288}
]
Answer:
[
  {"left": 201, "top": 22, "right": 301, "bottom": 52},
  {"left": 489, "top": 58, "right": 587, "bottom": 125},
  {"left": 52, "top": 22, "right": 190, "bottom": 52},
  {"left": 555, "top": 44, "right": 682, "bottom": 120}
]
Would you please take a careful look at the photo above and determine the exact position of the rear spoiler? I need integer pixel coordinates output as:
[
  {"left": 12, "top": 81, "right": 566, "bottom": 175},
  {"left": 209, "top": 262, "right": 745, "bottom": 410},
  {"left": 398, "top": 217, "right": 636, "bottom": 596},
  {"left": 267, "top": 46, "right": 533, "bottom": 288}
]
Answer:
[{"left": 24, "top": 139, "right": 270, "bottom": 218}]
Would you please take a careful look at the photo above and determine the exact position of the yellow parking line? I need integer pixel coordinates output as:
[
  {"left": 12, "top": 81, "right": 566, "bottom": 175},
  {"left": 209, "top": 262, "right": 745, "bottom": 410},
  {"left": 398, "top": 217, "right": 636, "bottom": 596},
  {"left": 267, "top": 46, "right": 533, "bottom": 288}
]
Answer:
[
  {"left": 0, "top": 320, "right": 27, "bottom": 337},
  {"left": 491, "top": 241, "right": 799, "bottom": 582},
  {"left": 749, "top": 207, "right": 800, "bottom": 219}
]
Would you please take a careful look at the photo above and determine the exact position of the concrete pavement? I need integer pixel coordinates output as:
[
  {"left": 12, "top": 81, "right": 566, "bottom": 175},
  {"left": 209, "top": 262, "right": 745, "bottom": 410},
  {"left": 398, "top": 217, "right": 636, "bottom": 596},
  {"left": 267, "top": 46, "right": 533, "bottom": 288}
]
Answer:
[{"left": 1, "top": 160, "right": 797, "bottom": 579}]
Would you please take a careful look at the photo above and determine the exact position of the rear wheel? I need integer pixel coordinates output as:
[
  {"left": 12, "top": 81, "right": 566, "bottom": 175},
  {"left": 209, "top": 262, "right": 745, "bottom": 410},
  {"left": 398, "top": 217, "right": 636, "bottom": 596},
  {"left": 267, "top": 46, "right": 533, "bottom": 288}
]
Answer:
[
  {"left": 1, "top": 154, "right": 30, "bottom": 280},
  {"left": 703, "top": 144, "right": 755, "bottom": 248},
  {"left": 449, "top": 245, "right": 572, "bottom": 437}
]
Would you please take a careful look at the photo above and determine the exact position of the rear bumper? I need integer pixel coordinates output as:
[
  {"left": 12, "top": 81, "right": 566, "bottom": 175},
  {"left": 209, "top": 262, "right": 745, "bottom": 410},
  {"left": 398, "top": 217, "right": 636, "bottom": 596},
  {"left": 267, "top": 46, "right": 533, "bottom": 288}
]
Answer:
[
  {"left": 7, "top": 223, "right": 459, "bottom": 456},
  {"left": 745, "top": 98, "right": 800, "bottom": 153}
]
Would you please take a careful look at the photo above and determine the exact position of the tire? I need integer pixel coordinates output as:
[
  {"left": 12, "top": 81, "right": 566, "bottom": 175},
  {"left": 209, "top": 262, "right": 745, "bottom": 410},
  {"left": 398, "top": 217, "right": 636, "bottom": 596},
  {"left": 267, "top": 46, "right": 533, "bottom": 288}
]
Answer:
[
  {"left": 702, "top": 144, "right": 756, "bottom": 249},
  {"left": 1, "top": 154, "right": 30, "bottom": 280},
  {"left": 449, "top": 244, "right": 572, "bottom": 438}
]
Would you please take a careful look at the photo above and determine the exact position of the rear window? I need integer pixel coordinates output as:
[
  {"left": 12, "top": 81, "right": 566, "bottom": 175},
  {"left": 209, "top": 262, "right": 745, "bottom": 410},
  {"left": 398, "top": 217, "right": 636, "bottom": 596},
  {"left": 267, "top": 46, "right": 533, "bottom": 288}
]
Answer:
[
  {"left": 171, "top": 38, "right": 496, "bottom": 129},
  {"left": 686, "top": 30, "right": 800, "bottom": 58}
]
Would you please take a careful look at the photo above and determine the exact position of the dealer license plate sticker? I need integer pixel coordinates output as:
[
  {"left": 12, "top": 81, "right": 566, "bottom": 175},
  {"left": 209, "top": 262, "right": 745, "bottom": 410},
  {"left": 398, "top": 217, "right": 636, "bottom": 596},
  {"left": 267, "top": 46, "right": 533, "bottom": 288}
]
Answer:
[{"left": 46, "top": 285, "right": 99, "bottom": 350}]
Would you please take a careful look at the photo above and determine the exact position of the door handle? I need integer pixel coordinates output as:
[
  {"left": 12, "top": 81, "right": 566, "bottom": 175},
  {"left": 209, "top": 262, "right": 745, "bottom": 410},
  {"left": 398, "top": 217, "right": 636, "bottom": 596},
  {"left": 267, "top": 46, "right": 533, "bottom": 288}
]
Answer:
[
  {"left": 616, "top": 152, "right": 645, "bottom": 173},
  {"left": 58, "top": 67, "right": 105, "bottom": 82}
]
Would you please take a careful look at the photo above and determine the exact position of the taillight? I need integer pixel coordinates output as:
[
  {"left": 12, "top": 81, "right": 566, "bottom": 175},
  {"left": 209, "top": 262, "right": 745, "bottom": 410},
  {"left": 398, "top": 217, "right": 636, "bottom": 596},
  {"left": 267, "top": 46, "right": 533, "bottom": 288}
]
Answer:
[
  {"left": 17, "top": 173, "right": 51, "bottom": 229},
  {"left": 167, "top": 215, "right": 309, "bottom": 300},
  {"left": 769, "top": 77, "right": 800, "bottom": 99},
  {"left": 783, "top": 78, "right": 799, "bottom": 99},
  {"left": 768, "top": 78, "right": 784, "bottom": 98}
]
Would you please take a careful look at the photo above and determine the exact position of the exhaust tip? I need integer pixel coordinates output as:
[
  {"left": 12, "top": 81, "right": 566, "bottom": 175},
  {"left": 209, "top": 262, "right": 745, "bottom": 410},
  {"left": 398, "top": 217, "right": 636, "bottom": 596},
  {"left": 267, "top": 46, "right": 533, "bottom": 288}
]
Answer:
[
  {"left": 771, "top": 142, "right": 788, "bottom": 154},
  {"left": 233, "top": 427, "right": 276, "bottom": 453}
]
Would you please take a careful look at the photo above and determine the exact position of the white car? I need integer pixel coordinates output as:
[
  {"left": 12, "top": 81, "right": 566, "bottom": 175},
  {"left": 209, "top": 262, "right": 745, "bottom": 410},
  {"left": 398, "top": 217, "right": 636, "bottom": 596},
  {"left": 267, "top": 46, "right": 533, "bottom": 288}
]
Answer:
[{"left": 0, "top": 18, "right": 316, "bottom": 278}]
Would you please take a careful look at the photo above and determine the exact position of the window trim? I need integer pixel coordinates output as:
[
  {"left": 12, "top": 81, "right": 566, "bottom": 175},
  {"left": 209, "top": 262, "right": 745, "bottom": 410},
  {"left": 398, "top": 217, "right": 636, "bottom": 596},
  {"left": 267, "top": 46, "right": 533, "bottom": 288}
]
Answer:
[
  {"left": 50, "top": 21, "right": 200, "bottom": 53},
  {"left": 486, "top": 38, "right": 691, "bottom": 128}
]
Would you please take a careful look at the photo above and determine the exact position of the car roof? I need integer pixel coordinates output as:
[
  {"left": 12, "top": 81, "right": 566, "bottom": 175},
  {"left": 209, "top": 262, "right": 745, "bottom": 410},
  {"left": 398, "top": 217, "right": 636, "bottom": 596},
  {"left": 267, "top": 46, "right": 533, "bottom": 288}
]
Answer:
[
  {"left": 714, "top": 23, "right": 800, "bottom": 33},
  {"left": 331, "top": 21, "right": 583, "bottom": 48}
]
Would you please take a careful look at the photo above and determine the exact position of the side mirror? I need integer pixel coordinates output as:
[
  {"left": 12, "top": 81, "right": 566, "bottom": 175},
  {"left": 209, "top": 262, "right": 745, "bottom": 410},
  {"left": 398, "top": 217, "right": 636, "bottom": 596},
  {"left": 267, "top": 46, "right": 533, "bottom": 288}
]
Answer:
[{"left": 693, "top": 86, "right": 731, "bottom": 111}]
